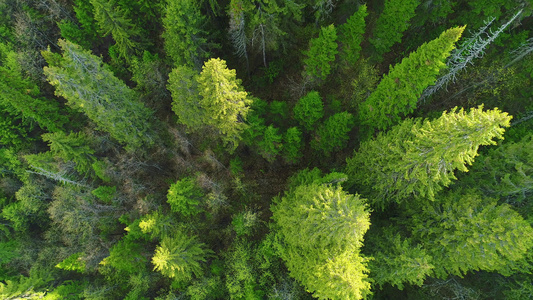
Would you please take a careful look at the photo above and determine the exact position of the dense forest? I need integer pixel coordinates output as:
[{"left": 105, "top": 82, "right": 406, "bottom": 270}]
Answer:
[{"left": 1, "top": 0, "right": 533, "bottom": 299}]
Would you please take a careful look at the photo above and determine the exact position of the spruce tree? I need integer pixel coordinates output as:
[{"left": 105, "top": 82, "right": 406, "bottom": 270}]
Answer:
[
  {"left": 360, "top": 26, "right": 465, "bottom": 131},
  {"left": 162, "top": 0, "right": 208, "bottom": 68},
  {"left": 338, "top": 4, "right": 367, "bottom": 65},
  {"left": 303, "top": 24, "right": 338, "bottom": 82},
  {"left": 272, "top": 181, "right": 371, "bottom": 300},
  {"left": 311, "top": 111, "right": 355, "bottom": 155},
  {"left": 293, "top": 91, "right": 324, "bottom": 130},
  {"left": 42, "top": 39, "right": 154, "bottom": 151},
  {"left": 346, "top": 106, "right": 512, "bottom": 208},
  {"left": 197, "top": 58, "right": 251, "bottom": 151},
  {"left": 370, "top": 0, "right": 420, "bottom": 56},
  {"left": 410, "top": 190, "right": 533, "bottom": 278},
  {"left": 41, "top": 131, "right": 95, "bottom": 174}
]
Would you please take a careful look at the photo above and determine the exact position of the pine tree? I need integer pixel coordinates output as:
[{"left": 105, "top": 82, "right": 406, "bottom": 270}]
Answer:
[
  {"left": 293, "top": 91, "right": 324, "bottom": 130},
  {"left": 42, "top": 39, "right": 154, "bottom": 151},
  {"left": 338, "top": 4, "right": 367, "bottom": 65},
  {"left": 197, "top": 58, "right": 251, "bottom": 151},
  {"left": 346, "top": 106, "right": 512, "bottom": 208},
  {"left": 272, "top": 181, "right": 371, "bottom": 300},
  {"left": 303, "top": 24, "right": 338, "bottom": 82},
  {"left": 370, "top": 0, "right": 420, "bottom": 56},
  {"left": 410, "top": 190, "right": 533, "bottom": 278},
  {"left": 162, "top": 0, "right": 208, "bottom": 68},
  {"left": 152, "top": 231, "right": 212, "bottom": 282},
  {"left": 360, "top": 26, "right": 465, "bottom": 131}
]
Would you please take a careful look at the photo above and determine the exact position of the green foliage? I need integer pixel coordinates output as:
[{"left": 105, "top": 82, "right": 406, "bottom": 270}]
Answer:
[
  {"left": 0, "top": 269, "right": 54, "bottom": 299},
  {"left": 43, "top": 39, "right": 154, "bottom": 151},
  {"left": 339, "top": 5, "right": 367, "bottom": 65},
  {"left": 303, "top": 24, "right": 338, "bottom": 81},
  {"left": 91, "top": 161, "right": 111, "bottom": 182},
  {"left": 43, "top": 280, "right": 85, "bottom": 300},
  {"left": 225, "top": 239, "right": 263, "bottom": 299},
  {"left": 347, "top": 106, "right": 512, "bottom": 208},
  {"left": 293, "top": 91, "right": 324, "bottom": 130},
  {"left": 410, "top": 190, "right": 533, "bottom": 278},
  {"left": 0, "top": 43, "right": 68, "bottom": 132},
  {"left": 162, "top": 0, "right": 208, "bottom": 68},
  {"left": 232, "top": 210, "right": 259, "bottom": 237},
  {"left": 90, "top": 0, "right": 140, "bottom": 61},
  {"left": 152, "top": 231, "right": 212, "bottom": 282},
  {"left": 73, "top": 0, "right": 99, "bottom": 42},
  {"left": 41, "top": 131, "right": 95, "bottom": 174},
  {"left": 368, "top": 229, "right": 433, "bottom": 289},
  {"left": 55, "top": 252, "right": 86, "bottom": 273},
  {"left": 100, "top": 238, "right": 148, "bottom": 275},
  {"left": 168, "top": 65, "right": 205, "bottom": 130},
  {"left": 257, "top": 125, "right": 283, "bottom": 163},
  {"left": 272, "top": 182, "right": 371, "bottom": 299},
  {"left": 91, "top": 186, "right": 116, "bottom": 203},
  {"left": 311, "top": 112, "right": 355, "bottom": 155},
  {"left": 282, "top": 127, "right": 302, "bottom": 164},
  {"left": 370, "top": 0, "right": 420, "bottom": 56},
  {"left": 361, "top": 26, "right": 465, "bottom": 131},
  {"left": 167, "top": 177, "right": 204, "bottom": 217},
  {"left": 458, "top": 133, "right": 533, "bottom": 204},
  {"left": 197, "top": 58, "right": 252, "bottom": 150},
  {"left": 58, "top": 20, "right": 93, "bottom": 49},
  {"left": 186, "top": 276, "right": 225, "bottom": 300},
  {"left": 2, "top": 182, "right": 49, "bottom": 233}
]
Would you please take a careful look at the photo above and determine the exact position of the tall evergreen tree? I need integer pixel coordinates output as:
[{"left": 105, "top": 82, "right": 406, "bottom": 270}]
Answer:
[
  {"left": 346, "top": 106, "right": 512, "bottom": 208},
  {"left": 41, "top": 131, "right": 95, "bottom": 174},
  {"left": 272, "top": 181, "right": 371, "bottom": 300},
  {"left": 360, "top": 26, "right": 465, "bottom": 131},
  {"left": 410, "top": 190, "right": 533, "bottom": 278},
  {"left": 338, "top": 4, "right": 367, "bottom": 65},
  {"left": 370, "top": 0, "right": 420, "bottom": 56},
  {"left": 303, "top": 24, "right": 338, "bottom": 82},
  {"left": 42, "top": 39, "right": 154, "bottom": 151},
  {"left": 162, "top": 0, "right": 208, "bottom": 68}
]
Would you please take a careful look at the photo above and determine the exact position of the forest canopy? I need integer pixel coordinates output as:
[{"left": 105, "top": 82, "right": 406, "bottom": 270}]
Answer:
[{"left": 1, "top": 0, "right": 533, "bottom": 299}]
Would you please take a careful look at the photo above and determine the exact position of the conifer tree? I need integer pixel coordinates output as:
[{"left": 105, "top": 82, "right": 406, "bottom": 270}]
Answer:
[
  {"left": 346, "top": 106, "right": 512, "bottom": 208},
  {"left": 370, "top": 0, "right": 420, "bottom": 56},
  {"left": 303, "top": 24, "right": 338, "bottom": 82},
  {"left": 272, "top": 181, "right": 371, "bottom": 299},
  {"left": 152, "top": 231, "right": 212, "bottom": 282},
  {"left": 167, "top": 65, "right": 205, "bottom": 131},
  {"left": 90, "top": 0, "right": 140, "bottom": 61},
  {"left": 42, "top": 39, "right": 154, "bottom": 151},
  {"left": 0, "top": 43, "right": 67, "bottom": 132},
  {"left": 338, "top": 4, "right": 367, "bottom": 65},
  {"left": 41, "top": 131, "right": 95, "bottom": 174},
  {"left": 410, "top": 190, "right": 533, "bottom": 278},
  {"left": 196, "top": 58, "right": 251, "bottom": 150},
  {"left": 360, "top": 26, "right": 465, "bottom": 131},
  {"left": 162, "top": 0, "right": 208, "bottom": 68},
  {"left": 257, "top": 125, "right": 283, "bottom": 163},
  {"left": 311, "top": 111, "right": 355, "bottom": 155},
  {"left": 282, "top": 127, "right": 303, "bottom": 164},
  {"left": 167, "top": 177, "right": 204, "bottom": 217},
  {"left": 293, "top": 91, "right": 324, "bottom": 130}
]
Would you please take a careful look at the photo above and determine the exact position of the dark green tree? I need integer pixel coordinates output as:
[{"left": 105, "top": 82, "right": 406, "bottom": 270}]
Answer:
[
  {"left": 41, "top": 131, "right": 95, "bottom": 174},
  {"left": 293, "top": 91, "right": 324, "bottom": 130},
  {"left": 282, "top": 127, "right": 303, "bottom": 164},
  {"left": 311, "top": 112, "right": 355, "bottom": 155},
  {"left": 370, "top": 0, "right": 420, "bottom": 56},
  {"left": 257, "top": 125, "right": 283, "bottom": 163}
]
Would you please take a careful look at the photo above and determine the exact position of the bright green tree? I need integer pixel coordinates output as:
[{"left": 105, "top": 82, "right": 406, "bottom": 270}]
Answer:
[
  {"left": 347, "top": 106, "right": 512, "bottom": 208},
  {"left": 272, "top": 181, "right": 371, "bottom": 300},
  {"left": 338, "top": 4, "right": 367, "bottom": 65},
  {"left": 311, "top": 112, "right": 355, "bottom": 155},
  {"left": 410, "top": 190, "right": 533, "bottom": 278},
  {"left": 197, "top": 58, "right": 252, "bottom": 150},
  {"left": 42, "top": 39, "right": 154, "bottom": 151},
  {"left": 303, "top": 24, "right": 338, "bottom": 82},
  {"left": 162, "top": 0, "right": 208, "bottom": 68},
  {"left": 370, "top": 0, "right": 420, "bottom": 56},
  {"left": 152, "top": 231, "right": 212, "bottom": 282},
  {"left": 360, "top": 26, "right": 465, "bottom": 131},
  {"left": 293, "top": 91, "right": 324, "bottom": 130},
  {"left": 167, "top": 177, "right": 204, "bottom": 217}
]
